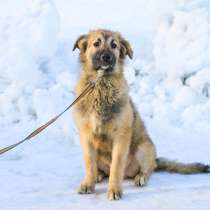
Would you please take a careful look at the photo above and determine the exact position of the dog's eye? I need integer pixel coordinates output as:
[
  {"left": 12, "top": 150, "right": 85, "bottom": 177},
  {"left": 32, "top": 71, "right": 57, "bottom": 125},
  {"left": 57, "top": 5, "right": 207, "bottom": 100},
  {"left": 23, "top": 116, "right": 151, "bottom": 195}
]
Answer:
[
  {"left": 93, "top": 39, "right": 101, "bottom": 47},
  {"left": 111, "top": 41, "right": 117, "bottom": 49}
]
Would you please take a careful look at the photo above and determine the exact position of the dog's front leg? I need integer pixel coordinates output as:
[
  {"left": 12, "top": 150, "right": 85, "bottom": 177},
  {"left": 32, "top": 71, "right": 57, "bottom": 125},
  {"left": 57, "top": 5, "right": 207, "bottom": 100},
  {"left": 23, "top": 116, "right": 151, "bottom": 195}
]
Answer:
[
  {"left": 107, "top": 131, "right": 131, "bottom": 200},
  {"left": 78, "top": 133, "right": 97, "bottom": 194}
]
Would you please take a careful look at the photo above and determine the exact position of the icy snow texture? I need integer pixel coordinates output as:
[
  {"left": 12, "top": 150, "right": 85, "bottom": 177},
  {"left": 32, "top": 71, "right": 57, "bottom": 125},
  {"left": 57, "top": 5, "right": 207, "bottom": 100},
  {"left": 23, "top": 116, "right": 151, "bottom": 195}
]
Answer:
[{"left": 0, "top": 0, "right": 210, "bottom": 209}]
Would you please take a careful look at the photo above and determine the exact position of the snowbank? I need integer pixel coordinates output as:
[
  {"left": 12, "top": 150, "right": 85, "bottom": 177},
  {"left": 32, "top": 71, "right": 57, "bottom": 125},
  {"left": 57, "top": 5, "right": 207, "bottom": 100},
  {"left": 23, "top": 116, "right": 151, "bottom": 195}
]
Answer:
[
  {"left": 0, "top": 0, "right": 78, "bottom": 147},
  {"left": 125, "top": 0, "right": 210, "bottom": 163}
]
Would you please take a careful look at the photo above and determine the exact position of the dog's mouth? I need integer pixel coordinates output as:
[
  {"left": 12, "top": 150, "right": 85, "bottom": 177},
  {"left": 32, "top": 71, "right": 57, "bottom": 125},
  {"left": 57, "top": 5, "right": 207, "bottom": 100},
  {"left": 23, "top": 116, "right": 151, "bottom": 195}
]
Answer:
[
  {"left": 101, "top": 65, "right": 110, "bottom": 70},
  {"left": 92, "top": 50, "right": 116, "bottom": 73},
  {"left": 95, "top": 64, "right": 114, "bottom": 72}
]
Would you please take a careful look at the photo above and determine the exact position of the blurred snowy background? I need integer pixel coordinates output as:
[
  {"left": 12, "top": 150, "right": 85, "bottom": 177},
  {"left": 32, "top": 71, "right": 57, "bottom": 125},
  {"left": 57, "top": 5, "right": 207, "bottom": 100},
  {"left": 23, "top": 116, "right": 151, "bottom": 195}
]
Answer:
[{"left": 0, "top": 0, "right": 210, "bottom": 209}]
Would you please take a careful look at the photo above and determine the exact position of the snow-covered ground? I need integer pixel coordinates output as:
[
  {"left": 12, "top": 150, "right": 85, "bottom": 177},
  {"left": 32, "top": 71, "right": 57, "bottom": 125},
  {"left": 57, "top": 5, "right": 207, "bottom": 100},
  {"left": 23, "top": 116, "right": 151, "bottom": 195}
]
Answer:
[{"left": 0, "top": 0, "right": 210, "bottom": 209}]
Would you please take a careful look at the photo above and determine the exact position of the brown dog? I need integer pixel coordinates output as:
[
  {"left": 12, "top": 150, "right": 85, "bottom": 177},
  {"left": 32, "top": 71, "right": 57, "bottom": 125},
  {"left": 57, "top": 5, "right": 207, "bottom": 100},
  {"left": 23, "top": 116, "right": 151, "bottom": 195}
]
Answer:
[{"left": 73, "top": 29, "right": 209, "bottom": 200}]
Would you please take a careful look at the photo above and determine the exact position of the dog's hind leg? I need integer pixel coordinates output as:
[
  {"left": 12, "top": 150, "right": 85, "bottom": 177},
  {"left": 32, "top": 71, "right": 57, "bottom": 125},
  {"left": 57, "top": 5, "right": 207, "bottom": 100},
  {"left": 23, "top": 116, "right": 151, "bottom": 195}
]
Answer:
[
  {"left": 96, "top": 169, "right": 107, "bottom": 183},
  {"left": 134, "top": 141, "right": 156, "bottom": 187}
]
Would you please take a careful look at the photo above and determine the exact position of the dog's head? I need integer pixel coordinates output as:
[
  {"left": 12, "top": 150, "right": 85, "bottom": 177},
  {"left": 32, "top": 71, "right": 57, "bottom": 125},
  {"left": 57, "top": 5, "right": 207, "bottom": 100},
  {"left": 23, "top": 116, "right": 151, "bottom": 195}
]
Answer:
[{"left": 73, "top": 29, "right": 133, "bottom": 75}]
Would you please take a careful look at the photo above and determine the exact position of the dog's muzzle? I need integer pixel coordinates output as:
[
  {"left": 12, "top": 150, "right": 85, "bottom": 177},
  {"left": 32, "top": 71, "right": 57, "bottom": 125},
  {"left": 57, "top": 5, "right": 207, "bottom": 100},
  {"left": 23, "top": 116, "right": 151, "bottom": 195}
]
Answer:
[{"left": 92, "top": 50, "right": 116, "bottom": 72}]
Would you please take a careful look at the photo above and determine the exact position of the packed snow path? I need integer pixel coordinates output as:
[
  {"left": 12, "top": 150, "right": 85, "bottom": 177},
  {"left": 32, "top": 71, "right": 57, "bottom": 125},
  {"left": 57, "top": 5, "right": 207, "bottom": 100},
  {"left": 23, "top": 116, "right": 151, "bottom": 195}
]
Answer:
[{"left": 1, "top": 145, "right": 210, "bottom": 210}]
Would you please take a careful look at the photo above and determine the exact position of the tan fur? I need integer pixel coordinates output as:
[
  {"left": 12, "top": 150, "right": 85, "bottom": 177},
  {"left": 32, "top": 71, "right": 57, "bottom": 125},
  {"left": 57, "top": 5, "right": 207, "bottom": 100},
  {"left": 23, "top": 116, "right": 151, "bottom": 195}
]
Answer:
[
  {"left": 73, "top": 29, "right": 209, "bottom": 200},
  {"left": 156, "top": 158, "right": 209, "bottom": 174}
]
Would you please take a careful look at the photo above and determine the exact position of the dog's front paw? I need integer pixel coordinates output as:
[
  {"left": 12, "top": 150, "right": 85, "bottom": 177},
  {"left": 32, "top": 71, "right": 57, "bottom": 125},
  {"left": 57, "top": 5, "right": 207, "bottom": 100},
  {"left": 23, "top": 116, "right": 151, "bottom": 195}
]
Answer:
[
  {"left": 78, "top": 182, "right": 95, "bottom": 194},
  {"left": 107, "top": 187, "right": 122, "bottom": 200}
]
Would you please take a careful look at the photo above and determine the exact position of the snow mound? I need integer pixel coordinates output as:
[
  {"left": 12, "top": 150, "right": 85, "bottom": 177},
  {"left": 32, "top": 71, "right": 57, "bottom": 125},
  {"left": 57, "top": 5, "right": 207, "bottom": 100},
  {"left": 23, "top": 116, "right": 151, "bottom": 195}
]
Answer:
[
  {"left": 153, "top": 2, "right": 210, "bottom": 128},
  {"left": 127, "top": 1, "right": 210, "bottom": 162},
  {"left": 154, "top": 5, "right": 210, "bottom": 97},
  {"left": 0, "top": 0, "right": 78, "bottom": 145}
]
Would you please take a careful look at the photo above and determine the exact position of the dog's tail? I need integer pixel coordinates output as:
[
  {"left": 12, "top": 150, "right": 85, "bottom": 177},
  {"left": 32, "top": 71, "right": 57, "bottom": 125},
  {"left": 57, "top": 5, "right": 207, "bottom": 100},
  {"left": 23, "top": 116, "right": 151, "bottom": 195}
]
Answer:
[{"left": 155, "top": 157, "right": 210, "bottom": 174}]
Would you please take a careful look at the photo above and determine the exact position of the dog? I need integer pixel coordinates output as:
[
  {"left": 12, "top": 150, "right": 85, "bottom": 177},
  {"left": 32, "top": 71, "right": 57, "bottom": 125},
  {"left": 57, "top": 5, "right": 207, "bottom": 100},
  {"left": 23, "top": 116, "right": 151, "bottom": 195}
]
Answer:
[{"left": 73, "top": 29, "right": 210, "bottom": 200}]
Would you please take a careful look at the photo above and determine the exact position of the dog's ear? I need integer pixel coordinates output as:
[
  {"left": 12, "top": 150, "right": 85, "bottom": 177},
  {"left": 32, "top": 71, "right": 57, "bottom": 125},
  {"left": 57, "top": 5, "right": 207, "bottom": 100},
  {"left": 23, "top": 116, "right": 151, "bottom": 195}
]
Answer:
[
  {"left": 73, "top": 34, "right": 88, "bottom": 52},
  {"left": 120, "top": 37, "right": 133, "bottom": 59}
]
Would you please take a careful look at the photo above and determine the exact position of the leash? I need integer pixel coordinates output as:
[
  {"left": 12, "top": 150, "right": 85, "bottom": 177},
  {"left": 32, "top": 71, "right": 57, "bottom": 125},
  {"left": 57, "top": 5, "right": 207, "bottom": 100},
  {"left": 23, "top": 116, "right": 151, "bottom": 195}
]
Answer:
[{"left": 0, "top": 81, "right": 96, "bottom": 155}]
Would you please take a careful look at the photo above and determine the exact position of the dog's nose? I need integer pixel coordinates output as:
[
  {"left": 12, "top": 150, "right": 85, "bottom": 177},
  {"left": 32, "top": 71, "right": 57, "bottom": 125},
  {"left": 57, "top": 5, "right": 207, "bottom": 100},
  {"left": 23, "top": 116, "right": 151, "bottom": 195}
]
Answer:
[{"left": 101, "top": 53, "right": 112, "bottom": 63}]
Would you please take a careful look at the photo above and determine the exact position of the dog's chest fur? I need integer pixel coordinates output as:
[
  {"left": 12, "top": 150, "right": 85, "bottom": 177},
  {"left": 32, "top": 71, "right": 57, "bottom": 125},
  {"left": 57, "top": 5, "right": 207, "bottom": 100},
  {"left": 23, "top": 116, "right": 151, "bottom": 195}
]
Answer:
[
  {"left": 76, "top": 76, "right": 127, "bottom": 147},
  {"left": 92, "top": 78, "right": 124, "bottom": 121},
  {"left": 78, "top": 77, "right": 125, "bottom": 122}
]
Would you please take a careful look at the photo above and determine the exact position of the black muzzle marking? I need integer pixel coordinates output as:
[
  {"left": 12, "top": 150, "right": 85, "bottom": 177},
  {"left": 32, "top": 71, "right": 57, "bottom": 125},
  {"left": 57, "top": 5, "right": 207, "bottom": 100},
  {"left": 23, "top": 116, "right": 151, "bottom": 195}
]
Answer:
[{"left": 92, "top": 50, "right": 116, "bottom": 72}]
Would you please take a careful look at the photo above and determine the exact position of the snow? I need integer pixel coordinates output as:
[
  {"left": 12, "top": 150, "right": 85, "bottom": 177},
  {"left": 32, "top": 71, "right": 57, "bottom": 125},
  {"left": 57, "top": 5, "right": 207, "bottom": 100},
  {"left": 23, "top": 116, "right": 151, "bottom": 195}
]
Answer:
[{"left": 0, "top": 0, "right": 210, "bottom": 209}]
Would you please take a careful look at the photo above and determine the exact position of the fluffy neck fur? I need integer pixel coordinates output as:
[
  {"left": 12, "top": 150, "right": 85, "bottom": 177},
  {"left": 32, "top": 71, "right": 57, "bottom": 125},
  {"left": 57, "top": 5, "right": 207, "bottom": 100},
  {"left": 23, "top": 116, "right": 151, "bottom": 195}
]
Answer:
[{"left": 75, "top": 66, "right": 129, "bottom": 122}]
